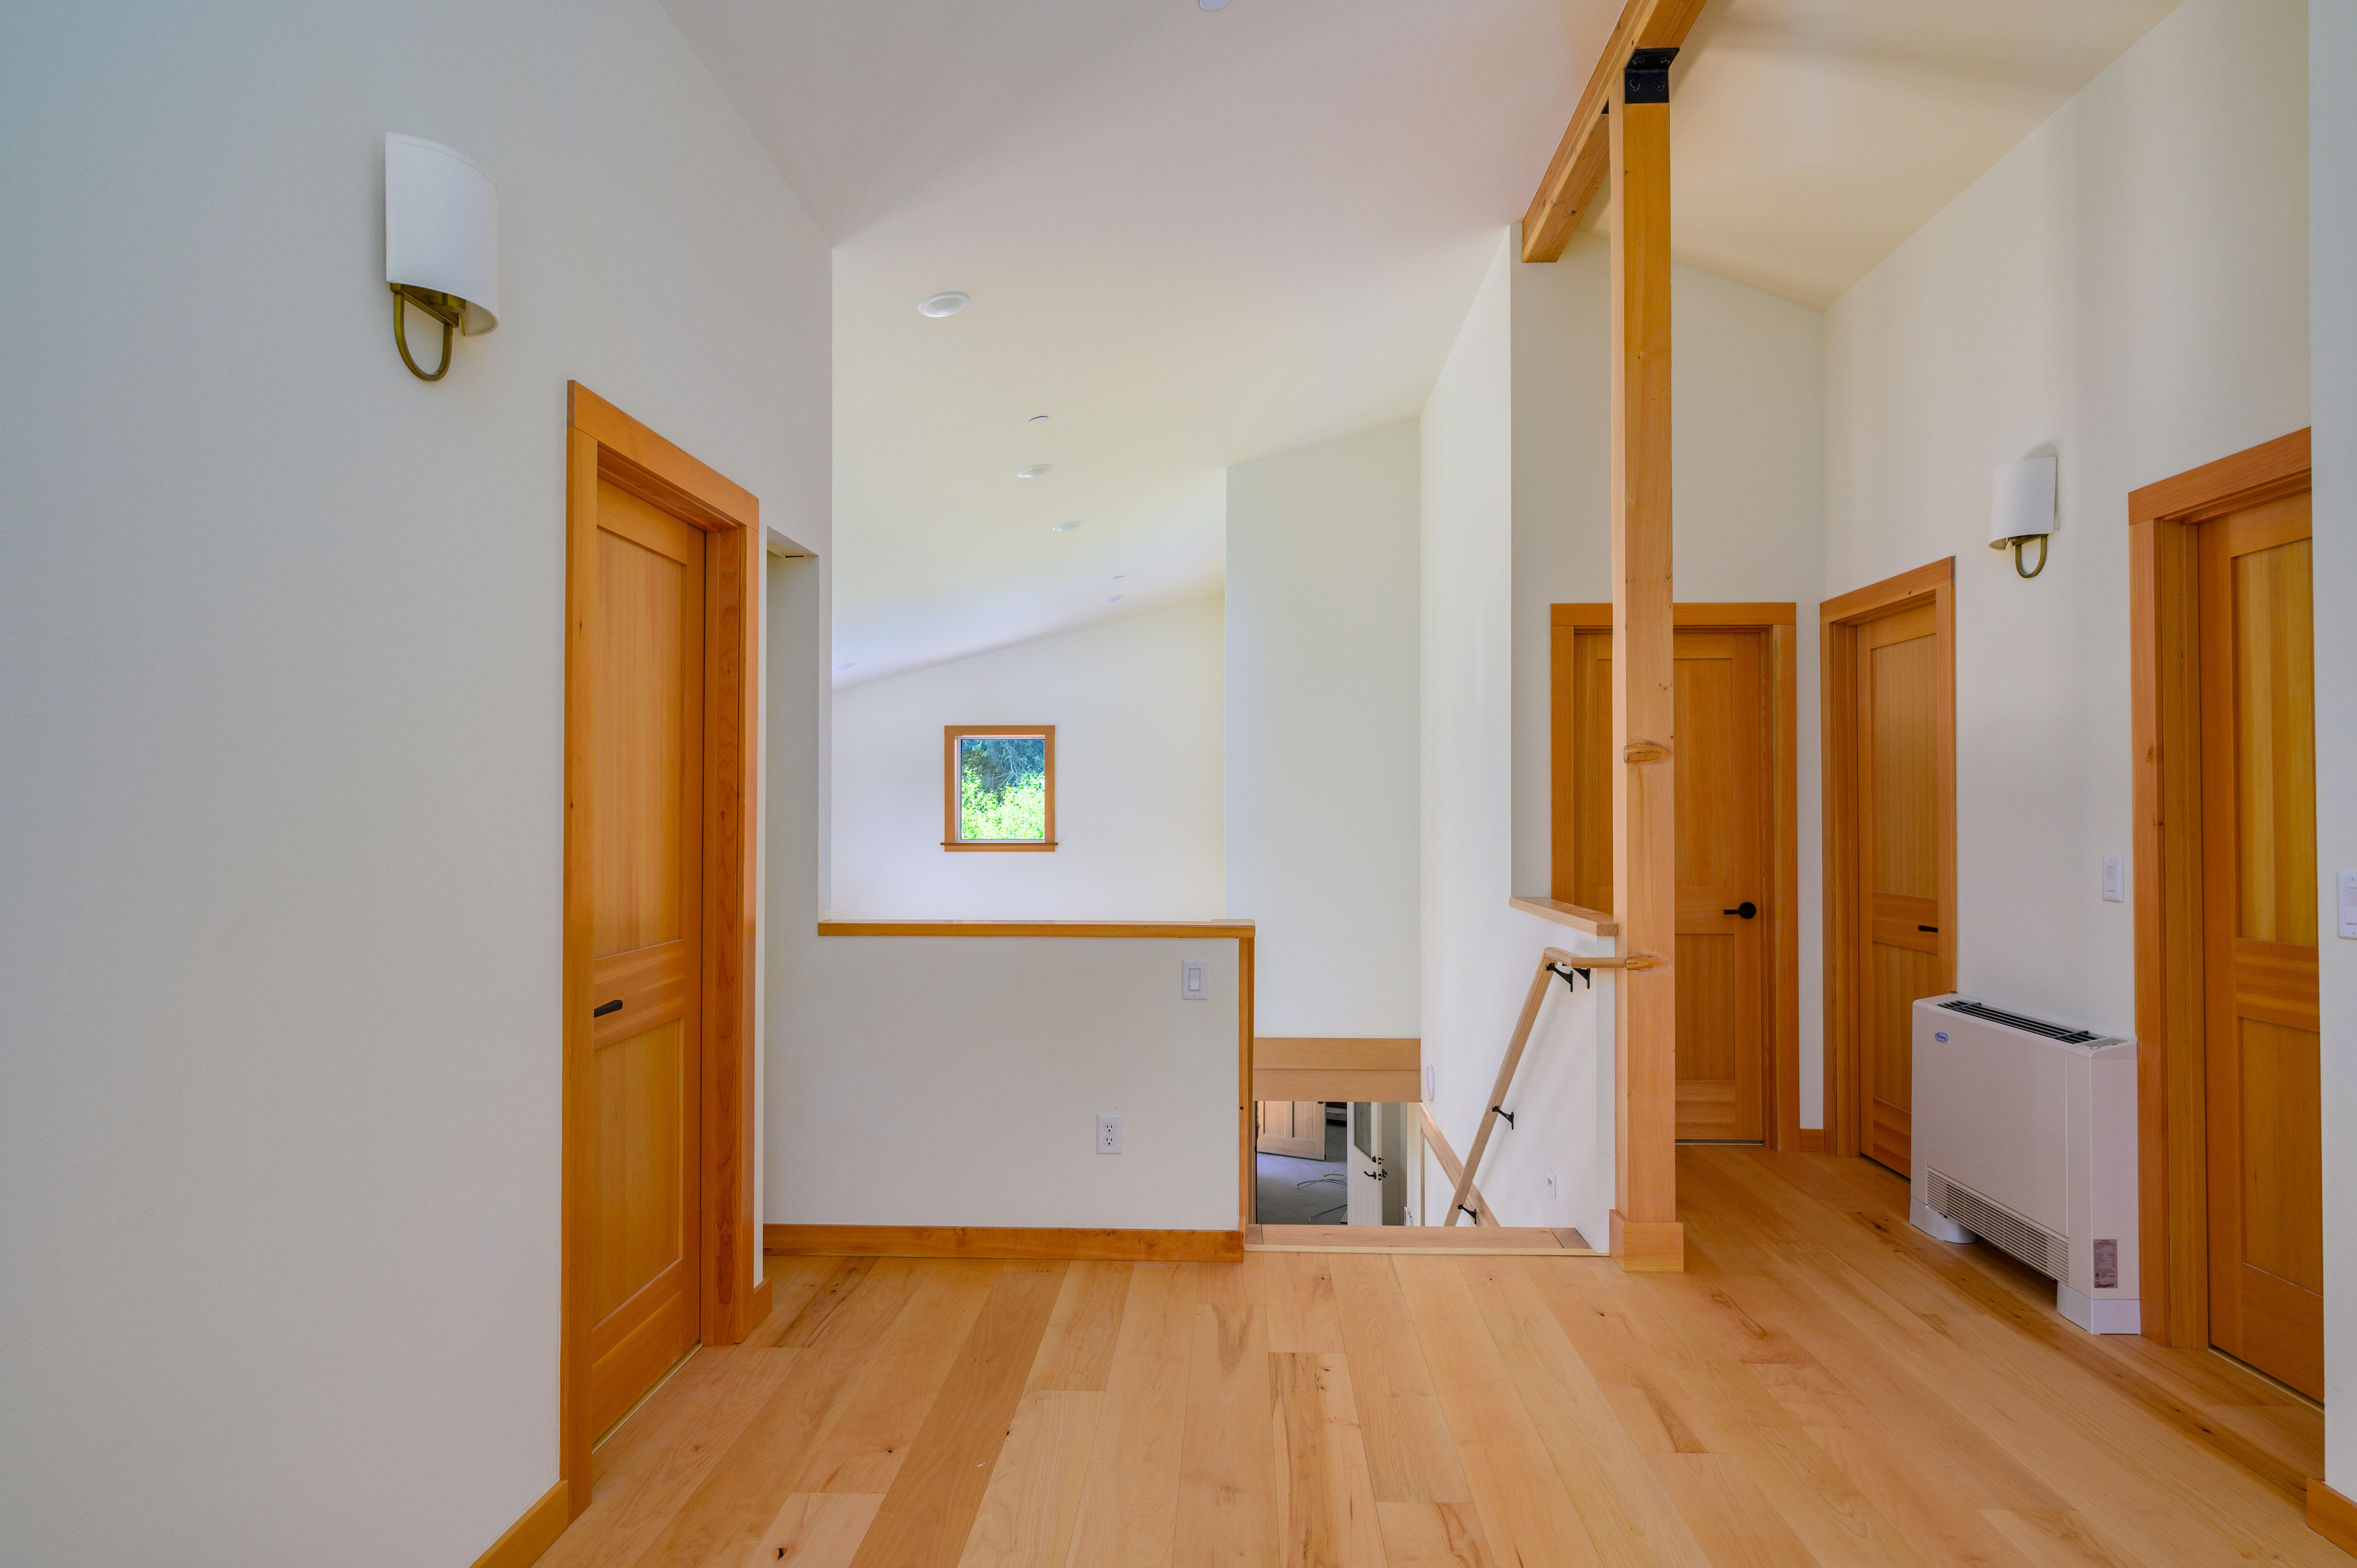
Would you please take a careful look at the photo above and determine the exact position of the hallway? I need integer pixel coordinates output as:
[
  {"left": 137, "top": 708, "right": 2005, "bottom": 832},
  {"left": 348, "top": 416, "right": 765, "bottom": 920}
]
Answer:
[{"left": 543, "top": 1148, "right": 2333, "bottom": 1568}]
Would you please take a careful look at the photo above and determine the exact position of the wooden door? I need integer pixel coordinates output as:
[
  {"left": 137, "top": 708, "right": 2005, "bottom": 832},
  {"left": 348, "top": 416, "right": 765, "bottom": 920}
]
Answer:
[
  {"left": 585, "top": 479, "right": 705, "bottom": 1439},
  {"left": 2199, "top": 490, "right": 2321, "bottom": 1397},
  {"left": 1855, "top": 603, "right": 1942, "bottom": 1176},
  {"left": 1256, "top": 1100, "right": 1325, "bottom": 1158},
  {"left": 1564, "top": 628, "right": 1771, "bottom": 1140}
]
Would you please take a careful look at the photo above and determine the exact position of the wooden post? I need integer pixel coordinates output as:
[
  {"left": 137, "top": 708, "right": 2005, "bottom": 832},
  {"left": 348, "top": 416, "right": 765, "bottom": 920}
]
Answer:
[{"left": 1608, "top": 48, "right": 1683, "bottom": 1272}]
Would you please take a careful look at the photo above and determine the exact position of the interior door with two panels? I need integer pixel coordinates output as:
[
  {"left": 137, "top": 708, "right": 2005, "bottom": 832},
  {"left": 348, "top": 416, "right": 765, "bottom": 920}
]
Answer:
[
  {"left": 2200, "top": 489, "right": 2322, "bottom": 1398},
  {"left": 586, "top": 479, "right": 705, "bottom": 1439},
  {"left": 1854, "top": 602, "right": 1942, "bottom": 1176}
]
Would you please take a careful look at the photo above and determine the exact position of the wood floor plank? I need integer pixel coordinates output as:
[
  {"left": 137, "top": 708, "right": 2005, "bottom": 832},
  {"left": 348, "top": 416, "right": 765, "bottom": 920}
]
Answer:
[
  {"left": 543, "top": 1348, "right": 805, "bottom": 1568},
  {"left": 1280, "top": 1254, "right": 1347, "bottom": 1356},
  {"left": 1646, "top": 1452, "right": 1819, "bottom": 1568},
  {"left": 1172, "top": 1303, "right": 1281, "bottom": 1568},
  {"left": 848, "top": 1261, "right": 1069, "bottom": 1568},
  {"left": 753, "top": 1493, "right": 887, "bottom": 1568},
  {"left": 773, "top": 1259, "right": 886, "bottom": 1349},
  {"left": 1029, "top": 1263, "right": 1133, "bottom": 1392},
  {"left": 798, "top": 1261, "right": 1002, "bottom": 1494},
  {"left": 1389, "top": 1255, "right": 1603, "bottom": 1568},
  {"left": 630, "top": 1259, "right": 927, "bottom": 1568},
  {"left": 1525, "top": 1266, "right": 1716, "bottom": 1456},
  {"left": 1977, "top": 1510, "right": 2147, "bottom": 1568},
  {"left": 1067, "top": 1264, "right": 1198, "bottom": 1568},
  {"left": 745, "top": 1258, "right": 850, "bottom": 1350},
  {"left": 1269, "top": 1353, "right": 1387, "bottom": 1568},
  {"left": 957, "top": 1390, "right": 1102, "bottom": 1568},
  {"left": 1327, "top": 1256, "right": 1473, "bottom": 1504},
  {"left": 1373, "top": 1504, "right": 1492, "bottom": 1568}
]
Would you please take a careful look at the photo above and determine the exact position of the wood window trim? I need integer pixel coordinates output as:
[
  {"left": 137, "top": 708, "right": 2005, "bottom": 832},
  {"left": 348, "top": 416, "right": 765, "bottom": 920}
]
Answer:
[
  {"left": 1549, "top": 603, "right": 1804, "bottom": 1151},
  {"left": 560, "top": 381, "right": 765, "bottom": 1520},
  {"left": 2126, "top": 426, "right": 2311, "bottom": 1349},
  {"left": 943, "top": 724, "right": 1058, "bottom": 851},
  {"left": 1818, "top": 560, "right": 1956, "bottom": 1162}
]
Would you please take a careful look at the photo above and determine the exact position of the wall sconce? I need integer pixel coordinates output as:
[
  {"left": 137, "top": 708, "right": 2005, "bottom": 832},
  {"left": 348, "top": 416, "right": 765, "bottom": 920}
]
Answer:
[
  {"left": 1990, "top": 454, "right": 2057, "bottom": 578},
  {"left": 385, "top": 134, "right": 499, "bottom": 381}
]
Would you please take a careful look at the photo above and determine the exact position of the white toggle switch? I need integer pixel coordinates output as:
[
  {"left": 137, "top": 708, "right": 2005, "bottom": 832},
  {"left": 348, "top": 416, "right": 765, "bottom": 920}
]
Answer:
[
  {"left": 1180, "top": 959, "right": 1208, "bottom": 1000},
  {"left": 2102, "top": 856, "right": 2125, "bottom": 903},
  {"left": 2339, "top": 871, "right": 2357, "bottom": 939}
]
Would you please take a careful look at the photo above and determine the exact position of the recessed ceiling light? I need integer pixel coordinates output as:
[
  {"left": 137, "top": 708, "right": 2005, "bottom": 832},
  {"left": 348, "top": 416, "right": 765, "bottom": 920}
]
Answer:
[
  {"left": 1017, "top": 464, "right": 1051, "bottom": 479},
  {"left": 1199, "top": 0, "right": 1230, "bottom": 9},
  {"left": 1028, "top": 414, "right": 1049, "bottom": 425},
  {"left": 835, "top": 661, "right": 856, "bottom": 670},
  {"left": 917, "top": 291, "right": 968, "bottom": 317},
  {"left": 1111, "top": 574, "right": 1126, "bottom": 580},
  {"left": 1104, "top": 595, "right": 1124, "bottom": 603},
  {"left": 1052, "top": 522, "right": 1083, "bottom": 533}
]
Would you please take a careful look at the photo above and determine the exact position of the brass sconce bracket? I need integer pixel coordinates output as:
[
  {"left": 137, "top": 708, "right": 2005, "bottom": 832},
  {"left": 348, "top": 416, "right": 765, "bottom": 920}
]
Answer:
[{"left": 392, "top": 284, "right": 465, "bottom": 381}]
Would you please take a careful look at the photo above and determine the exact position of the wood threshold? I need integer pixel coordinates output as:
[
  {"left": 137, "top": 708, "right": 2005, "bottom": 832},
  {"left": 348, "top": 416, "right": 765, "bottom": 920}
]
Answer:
[
  {"left": 762, "top": 1224, "right": 1243, "bottom": 1263},
  {"left": 1509, "top": 896, "right": 1620, "bottom": 936},
  {"left": 1248, "top": 1224, "right": 1601, "bottom": 1256},
  {"left": 817, "top": 919, "right": 1255, "bottom": 939}
]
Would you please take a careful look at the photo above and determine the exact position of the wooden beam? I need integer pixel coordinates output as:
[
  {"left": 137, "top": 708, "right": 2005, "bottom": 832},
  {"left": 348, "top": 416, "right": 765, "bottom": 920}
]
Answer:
[
  {"left": 1252, "top": 1037, "right": 1421, "bottom": 1103},
  {"left": 1521, "top": 0, "right": 1707, "bottom": 262},
  {"left": 1608, "top": 50, "right": 1682, "bottom": 1271}
]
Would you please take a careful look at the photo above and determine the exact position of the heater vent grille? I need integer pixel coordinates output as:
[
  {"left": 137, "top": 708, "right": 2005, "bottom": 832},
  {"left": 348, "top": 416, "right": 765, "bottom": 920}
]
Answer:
[
  {"left": 1928, "top": 1170, "right": 2064, "bottom": 1280},
  {"left": 1936, "top": 998, "right": 2099, "bottom": 1044}
]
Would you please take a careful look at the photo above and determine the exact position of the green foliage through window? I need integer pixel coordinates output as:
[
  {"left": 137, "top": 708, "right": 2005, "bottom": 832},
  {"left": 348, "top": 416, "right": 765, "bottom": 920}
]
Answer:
[{"left": 958, "top": 736, "right": 1047, "bottom": 841}]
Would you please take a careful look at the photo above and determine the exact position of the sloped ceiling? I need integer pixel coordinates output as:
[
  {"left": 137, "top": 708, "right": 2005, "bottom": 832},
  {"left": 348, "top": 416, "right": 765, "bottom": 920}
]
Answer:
[{"left": 662, "top": 0, "right": 2180, "bottom": 683}]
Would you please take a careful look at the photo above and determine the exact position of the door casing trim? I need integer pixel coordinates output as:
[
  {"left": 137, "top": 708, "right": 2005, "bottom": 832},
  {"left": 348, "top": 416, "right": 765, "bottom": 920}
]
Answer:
[
  {"left": 1817, "top": 561, "right": 1956, "bottom": 1164},
  {"left": 561, "top": 382, "right": 765, "bottom": 1517},
  {"left": 2126, "top": 427, "right": 2311, "bottom": 1348}
]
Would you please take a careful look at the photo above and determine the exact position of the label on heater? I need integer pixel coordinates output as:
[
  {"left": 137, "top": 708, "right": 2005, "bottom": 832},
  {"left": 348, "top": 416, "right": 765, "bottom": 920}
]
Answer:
[{"left": 2092, "top": 1239, "right": 2118, "bottom": 1290}]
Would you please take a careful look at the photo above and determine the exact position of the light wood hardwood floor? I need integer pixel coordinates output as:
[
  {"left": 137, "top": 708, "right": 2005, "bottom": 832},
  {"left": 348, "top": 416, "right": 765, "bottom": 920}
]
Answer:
[{"left": 541, "top": 1147, "right": 2336, "bottom": 1568}]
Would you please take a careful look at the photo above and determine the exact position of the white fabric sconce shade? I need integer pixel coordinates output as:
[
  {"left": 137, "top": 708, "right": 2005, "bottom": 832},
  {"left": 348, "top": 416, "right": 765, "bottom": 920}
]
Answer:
[
  {"left": 1990, "top": 454, "right": 2057, "bottom": 578},
  {"left": 385, "top": 134, "right": 499, "bottom": 333}
]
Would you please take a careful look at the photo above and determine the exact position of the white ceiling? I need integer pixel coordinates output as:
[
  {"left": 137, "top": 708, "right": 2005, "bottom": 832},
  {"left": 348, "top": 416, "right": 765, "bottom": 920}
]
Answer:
[{"left": 662, "top": 0, "right": 2181, "bottom": 685}]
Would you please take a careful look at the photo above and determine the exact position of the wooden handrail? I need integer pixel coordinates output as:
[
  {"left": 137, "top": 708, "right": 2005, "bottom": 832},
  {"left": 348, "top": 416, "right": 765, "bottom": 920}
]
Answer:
[
  {"left": 1442, "top": 946, "right": 1652, "bottom": 1227},
  {"left": 1418, "top": 1105, "right": 1498, "bottom": 1228}
]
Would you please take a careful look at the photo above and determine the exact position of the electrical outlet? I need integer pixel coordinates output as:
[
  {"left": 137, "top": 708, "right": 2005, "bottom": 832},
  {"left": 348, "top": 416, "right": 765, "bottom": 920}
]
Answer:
[
  {"left": 1180, "top": 959, "right": 1207, "bottom": 1001},
  {"left": 1544, "top": 1166, "right": 1558, "bottom": 1200},
  {"left": 1096, "top": 1113, "right": 1124, "bottom": 1153},
  {"left": 2102, "top": 856, "right": 2125, "bottom": 903},
  {"left": 1422, "top": 1063, "right": 1436, "bottom": 1102},
  {"left": 2339, "top": 871, "right": 2357, "bottom": 938}
]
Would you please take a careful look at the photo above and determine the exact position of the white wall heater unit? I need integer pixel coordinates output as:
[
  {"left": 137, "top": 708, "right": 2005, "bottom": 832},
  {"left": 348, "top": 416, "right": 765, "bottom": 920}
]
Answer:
[{"left": 1910, "top": 994, "right": 2140, "bottom": 1334}]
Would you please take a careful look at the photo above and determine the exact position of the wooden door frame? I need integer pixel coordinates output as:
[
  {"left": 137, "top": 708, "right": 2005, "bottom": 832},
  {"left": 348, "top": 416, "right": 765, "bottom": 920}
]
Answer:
[
  {"left": 560, "top": 383, "right": 765, "bottom": 1517},
  {"left": 1818, "top": 560, "right": 1956, "bottom": 1161},
  {"left": 1549, "top": 603, "right": 1802, "bottom": 1150},
  {"left": 2126, "top": 427, "right": 2311, "bottom": 1349}
]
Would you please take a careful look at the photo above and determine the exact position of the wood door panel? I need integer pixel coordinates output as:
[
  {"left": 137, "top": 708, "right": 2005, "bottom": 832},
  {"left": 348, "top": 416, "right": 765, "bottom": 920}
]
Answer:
[
  {"left": 592, "top": 521, "right": 690, "bottom": 959},
  {"left": 593, "top": 1019, "right": 688, "bottom": 1321},
  {"left": 1256, "top": 1101, "right": 1325, "bottom": 1159},
  {"left": 1675, "top": 933, "right": 1738, "bottom": 1082},
  {"left": 2201, "top": 495, "right": 2320, "bottom": 1397},
  {"left": 590, "top": 940, "right": 688, "bottom": 1048},
  {"left": 588, "top": 1261, "right": 691, "bottom": 1437}
]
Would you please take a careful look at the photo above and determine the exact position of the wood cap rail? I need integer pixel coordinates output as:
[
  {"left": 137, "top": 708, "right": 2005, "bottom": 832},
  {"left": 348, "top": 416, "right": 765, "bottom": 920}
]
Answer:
[{"left": 818, "top": 919, "right": 1254, "bottom": 938}]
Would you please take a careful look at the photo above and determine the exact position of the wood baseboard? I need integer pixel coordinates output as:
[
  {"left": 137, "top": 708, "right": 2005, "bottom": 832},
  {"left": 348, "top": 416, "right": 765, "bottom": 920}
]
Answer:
[
  {"left": 762, "top": 1224, "right": 1243, "bottom": 1263},
  {"left": 470, "top": 1481, "right": 569, "bottom": 1568},
  {"left": 1792, "top": 1128, "right": 1826, "bottom": 1154},
  {"left": 1610, "top": 1210, "right": 1685, "bottom": 1272},
  {"left": 2311, "top": 1479, "right": 2357, "bottom": 1557}
]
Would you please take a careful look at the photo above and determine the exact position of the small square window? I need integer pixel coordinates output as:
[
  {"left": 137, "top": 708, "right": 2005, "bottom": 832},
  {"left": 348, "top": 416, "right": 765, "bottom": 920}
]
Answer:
[{"left": 944, "top": 726, "right": 1056, "bottom": 851}]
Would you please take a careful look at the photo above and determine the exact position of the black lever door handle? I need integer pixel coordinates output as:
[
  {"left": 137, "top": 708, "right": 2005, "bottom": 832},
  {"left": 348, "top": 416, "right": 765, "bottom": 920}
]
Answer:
[
  {"left": 593, "top": 999, "right": 623, "bottom": 1017},
  {"left": 1723, "top": 901, "right": 1758, "bottom": 919}
]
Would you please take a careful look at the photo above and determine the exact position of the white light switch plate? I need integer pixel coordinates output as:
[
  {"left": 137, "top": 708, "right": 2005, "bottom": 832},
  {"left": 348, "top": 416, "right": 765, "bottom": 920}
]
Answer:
[
  {"left": 2340, "top": 871, "right": 2357, "bottom": 939},
  {"left": 1180, "top": 959, "right": 1207, "bottom": 1000},
  {"left": 2102, "top": 856, "right": 2125, "bottom": 903},
  {"left": 1423, "top": 1064, "right": 1437, "bottom": 1102},
  {"left": 1097, "top": 1113, "right": 1123, "bottom": 1153}
]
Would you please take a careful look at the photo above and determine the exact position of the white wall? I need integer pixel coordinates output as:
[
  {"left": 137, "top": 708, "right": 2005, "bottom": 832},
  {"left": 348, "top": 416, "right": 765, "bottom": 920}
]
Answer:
[
  {"left": 0, "top": 4, "right": 830, "bottom": 1564},
  {"left": 1509, "top": 231, "right": 1828, "bottom": 1122},
  {"left": 1227, "top": 424, "right": 1422, "bottom": 1034},
  {"left": 1823, "top": 0, "right": 2310, "bottom": 1042},
  {"left": 2310, "top": 0, "right": 2356, "bottom": 1500},
  {"left": 829, "top": 596, "right": 1224, "bottom": 920},
  {"left": 765, "top": 938, "right": 1242, "bottom": 1229},
  {"left": 1421, "top": 236, "right": 1618, "bottom": 1244}
]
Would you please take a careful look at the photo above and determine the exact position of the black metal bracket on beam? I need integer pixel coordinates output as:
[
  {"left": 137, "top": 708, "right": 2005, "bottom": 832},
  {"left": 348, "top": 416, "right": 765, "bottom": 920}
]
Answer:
[
  {"left": 1458, "top": 1204, "right": 1481, "bottom": 1222},
  {"left": 1548, "top": 961, "right": 1592, "bottom": 992},
  {"left": 1490, "top": 1105, "right": 1516, "bottom": 1130},
  {"left": 1624, "top": 46, "right": 1678, "bottom": 104}
]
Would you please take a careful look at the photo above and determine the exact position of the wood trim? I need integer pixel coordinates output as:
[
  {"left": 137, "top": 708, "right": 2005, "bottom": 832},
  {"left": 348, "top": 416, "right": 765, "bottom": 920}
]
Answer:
[
  {"left": 1791, "top": 1128, "right": 1826, "bottom": 1154},
  {"left": 1508, "top": 896, "right": 1620, "bottom": 936},
  {"left": 1520, "top": 0, "right": 1709, "bottom": 262},
  {"left": 1608, "top": 1210, "right": 1686, "bottom": 1272},
  {"left": 2309, "top": 1479, "right": 2357, "bottom": 1558},
  {"left": 1239, "top": 933, "right": 1256, "bottom": 1234},
  {"left": 1818, "top": 559, "right": 1957, "bottom": 1161},
  {"left": 2126, "top": 430, "right": 2312, "bottom": 1348},
  {"left": 762, "top": 1225, "right": 1244, "bottom": 1263},
  {"left": 1418, "top": 1105, "right": 1500, "bottom": 1227},
  {"left": 468, "top": 1481, "right": 570, "bottom": 1568},
  {"left": 1248, "top": 1225, "right": 1604, "bottom": 1257},
  {"left": 1551, "top": 602, "right": 1797, "bottom": 628},
  {"left": 816, "top": 920, "right": 1256, "bottom": 939},
  {"left": 1545, "top": 605, "right": 1800, "bottom": 1150},
  {"left": 1253, "top": 1037, "right": 1420, "bottom": 1104},
  {"left": 560, "top": 384, "right": 762, "bottom": 1523},
  {"left": 943, "top": 724, "right": 1056, "bottom": 851}
]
